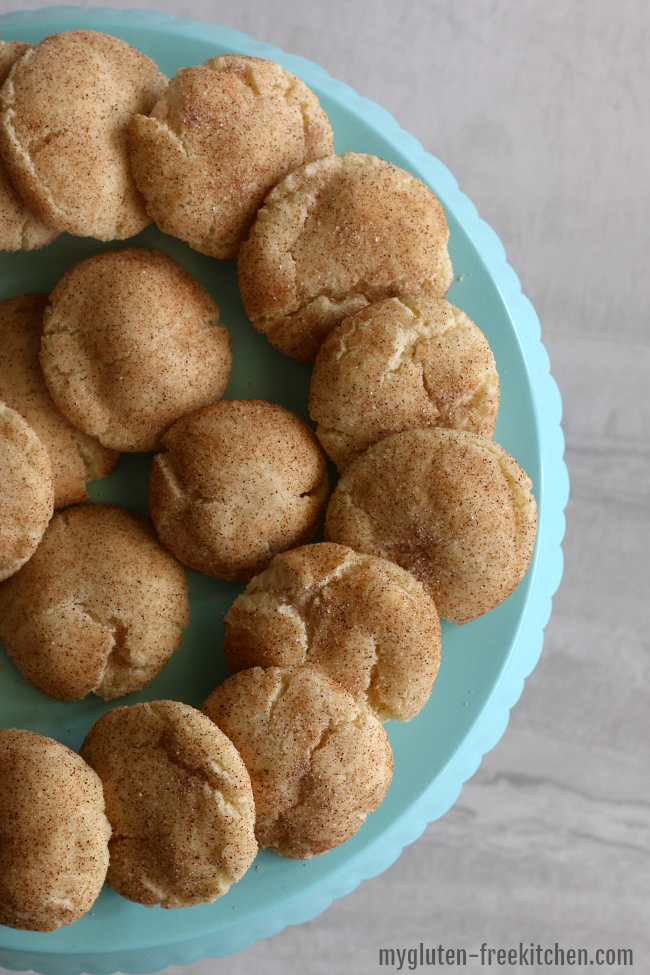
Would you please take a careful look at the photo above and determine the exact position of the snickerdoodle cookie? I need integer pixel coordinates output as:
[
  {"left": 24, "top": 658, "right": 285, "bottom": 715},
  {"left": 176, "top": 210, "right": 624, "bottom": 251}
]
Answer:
[
  {"left": 325, "top": 428, "right": 537, "bottom": 625},
  {"left": 129, "top": 54, "right": 333, "bottom": 259},
  {"left": 0, "top": 30, "right": 167, "bottom": 241},
  {"left": 310, "top": 296, "right": 500, "bottom": 471},
  {"left": 203, "top": 666, "right": 393, "bottom": 858},
  {"left": 148, "top": 400, "right": 329, "bottom": 581},
  {"left": 223, "top": 543, "right": 441, "bottom": 721},
  {"left": 0, "top": 41, "right": 58, "bottom": 250},
  {"left": 80, "top": 700, "right": 257, "bottom": 908},
  {"left": 0, "top": 728, "right": 110, "bottom": 931},
  {"left": 0, "top": 401, "right": 53, "bottom": 581},
  {"left": 238, "top": 152, "right": 454, "bottom": 364},
  {"left": 0, "top": 503, "right": 189, "bottom": 701},
  {"left": 0, "top": 293, "right": 119, "bottom": 507},
  {"left": 40, "top": 248, "right": 233, "bottom": 452}
]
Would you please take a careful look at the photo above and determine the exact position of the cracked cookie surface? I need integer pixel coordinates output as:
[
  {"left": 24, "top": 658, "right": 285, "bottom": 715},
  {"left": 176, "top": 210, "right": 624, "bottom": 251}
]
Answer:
[
  {"left": 0, "top": 401, "right": 53, "bottom": 581},
  {"left": 203, "top": 666, "right": 393, "bottom": 858},
  {"left": 148, "top": 399, "right": 329, "bottom": 580},
  {"left": 310, "top": 295, "right": 500, "bottom": 471},
  {"left": 325, "top": 428, "right": 537, "bottom": 624},
  {"left": 40, "top": 247, "right": 233, "bottom": 452},
  {"left": 129, "top": 54, "right": 333, "bottom": 259},
  {"left": 238, "top": 152, "right": 454, "bottom": 364},
  {"left": 0, "top": 41, "right": 59, "bottom": 251},
  {"left": 0, "top": 503, "right": 189, "bottom": 701},
  {"left": 0, "top": 30, "right": 167, "bottom": 241},
  {"left": 224, "top": 543, "right": 441, "bottom": 721},
  {"left": 0, "top": 727, "right": 110, "bottom": 932},
  {"left": 0, "top": 293, "right": 119, "bottom": 507},
  {"left": 80, "top": 700, "right": 256, "bottom": 907}
]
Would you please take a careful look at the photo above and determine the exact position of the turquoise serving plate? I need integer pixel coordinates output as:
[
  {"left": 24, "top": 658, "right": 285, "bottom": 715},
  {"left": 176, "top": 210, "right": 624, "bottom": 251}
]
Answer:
[{"left": 0, "top": 8, "right": 569, "bottom": 973}]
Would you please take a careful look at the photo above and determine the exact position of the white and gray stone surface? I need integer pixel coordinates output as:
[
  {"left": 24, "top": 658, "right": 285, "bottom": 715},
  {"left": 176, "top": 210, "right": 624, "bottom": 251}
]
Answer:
[{"left": 0, "top": 1, "right": 647, "bottom": 973}]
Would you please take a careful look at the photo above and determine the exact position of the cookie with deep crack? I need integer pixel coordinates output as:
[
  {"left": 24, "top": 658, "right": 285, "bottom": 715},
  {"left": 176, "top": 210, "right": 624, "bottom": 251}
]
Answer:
[
  {"left": 203, "top": 666, "right": 393, "bottom": 858},
  {"left": 0, "top": 30, "right": 167, "bottom": 241},
  {"left": 0, "top": 41, "right": 59, "bottom": 251},
  {"left": 223, "top": 543, "right": 441, "bottom": 721},
  {"left": 129, "top": 54, "right": 333, "bottom": 259},
  {"left": 0, "top": 727, "right": 111, "bottom": 932},
  {"left": 0, "top": 503, "right": 189, "bottom": 701},
  {"left": 238, "top": 152, "right": 454, "bottom": 364},
  {"left": 0, "top": 401, "right": 53, "bottom": 581},
  {"left": 309, "top": 295, "right": 500, "bottom": 471},
  {"left": 0, "top": 293, "right": 119, "bottom": 507},
  {"left": 148, "top": 400, "right": 329, "bottom": 581},
  {"left": 324, "top": 428, "right": 537, "bottom": 624},
  {"left": 80, "top": 700, "right": 257, "bottom": 907},
  {"left": 40, "top": 247, "right": 233, "bottom": 452}
]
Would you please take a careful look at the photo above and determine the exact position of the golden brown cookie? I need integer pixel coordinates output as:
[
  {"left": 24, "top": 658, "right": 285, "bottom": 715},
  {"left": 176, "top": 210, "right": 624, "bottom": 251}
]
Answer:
[
  {"left": 129, "top": 53, "right": 334, "bottom": 259},
  {"left": 0, "top": 41, "right": 59, "bottom": 250},
  {"left": 224, "top": 543, "right": 441, "bottom": 721},
  {"left": 238, "top": 152, "right": 454, "bottom": 364},
  {"left": 310, "top": 296, "right": 500, "bottom": 471},
  {"left": 0, "top": 293, "right": 119, "bottom": 507},
  {"left": 0, "top": 503, "right": 189, "bottom": 701},
  {"left": 148, "top": 400, "right": 329, "bottom": 581},
  {"left": 0, "top": 401, "right": 53, "bottom": 581},
  {"left": 0, "top": 30, "right": 167, "bottom": 241},
  {"left": 40, "top": 248, "right": 233, "bottom": 452},
  {"left": 324, "top": 428, "right": 537, "bottom": 624},
  {"left": 0, "top": 728, "right": 111, "bottom": 931},
  {"left": 203, "top": 667, "right": 393, "bottom": 858},
  {"left": 80, "top": 700, "right": 257, "bottom": 908}
]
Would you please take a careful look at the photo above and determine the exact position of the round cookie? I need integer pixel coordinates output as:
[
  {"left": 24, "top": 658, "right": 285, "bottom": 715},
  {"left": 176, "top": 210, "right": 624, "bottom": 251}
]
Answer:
[
  {"left": 0, "top": 41, "right": 59, "bottom": 250},
  {"left": 203, "top": 667, "right": 393, "bottom": 858},
  {"left": 148, "top": 400, "right": 330, "bottom": 581},
  {"left": 0, "top": 30, "right": 168, "bottom": 241},
  {"left": 0, "top": 293, "right": 119, "bottom": 507},
  {"left": 224, "top": 543, "right": 441, "bottom": 721},
  {"left": 324, "top": 428, "right": 537, "bottom": 625},
  {"left": 80, "top": 700, "right": 257, "bottom": 908},
  {"left": 129, "top": 53, "right": 334, "bottom": 259},
  {"left": 40, "top": 247, "right": 233, "bottom": 452},
  {"left": 310, "top": 295, "right": 500, "bottom": 471},
  {"left": 0, "top": 728, "right": 111, "bottom": 932},
  {"left": 238, "top": 152, "right": 454, "bottom": 364},
  {"left": 0, "top": 401, "right": 53, "bottom": 581},
  {"left": 0, "top": 503, "right": 189, "bottom": 701}
]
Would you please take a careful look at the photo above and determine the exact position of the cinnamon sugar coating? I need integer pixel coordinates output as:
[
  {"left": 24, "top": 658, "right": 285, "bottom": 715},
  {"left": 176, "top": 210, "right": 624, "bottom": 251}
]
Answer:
[
  {"left": 325, "top": 428, "right": 537, "bottom": 624},
  {"left": 0, "top": 30, "right": 168, "bottom": 241},
  {"left": 0, "top": 293, "right": 119, "bottom": 507},
  {"left": 80, "top": 701, "right": 257, "bottom": 907},
  {"left": 40, "top": 247, "right": 233, "bottom": 452},
  {"left": 203, "top": 666, "right": 393, "bottom": 858},
  {"left": 310, "top": 295, "right": 500, "bottom": 471},
  {"left": 0, "top": 41, "right": 59, "bottom": 250},
  {"left": 0, "top": 504, "right": 189, "bottom": 701},
  {"left": 129, "top": 54, "right": 333, "bottom": 259},
  {"left": 0, "top": 728, "right": 110, "bottom": 931},
  {"left": 0, "top": 401, "right": 53, "bottom": 581},
  {"left": 148, "top": 400, "right": 329, "bottom": 581},
  {"left": 224, "top": 543, "right": 441, "bottom": 721},
  {"left": 238, "top": 152, "right": 453, "bottom": 364}
]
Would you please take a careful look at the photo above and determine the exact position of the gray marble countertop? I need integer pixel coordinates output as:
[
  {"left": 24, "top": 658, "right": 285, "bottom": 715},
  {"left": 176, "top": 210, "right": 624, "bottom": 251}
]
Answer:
[{"left": 0, "top": 2, "right": 647, "bottom": 973}]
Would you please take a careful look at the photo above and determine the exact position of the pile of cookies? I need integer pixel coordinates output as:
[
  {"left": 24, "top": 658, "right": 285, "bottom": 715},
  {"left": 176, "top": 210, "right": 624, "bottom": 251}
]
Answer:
[{"left": 0, "top": 30, "right": 537, "bottom": 931}]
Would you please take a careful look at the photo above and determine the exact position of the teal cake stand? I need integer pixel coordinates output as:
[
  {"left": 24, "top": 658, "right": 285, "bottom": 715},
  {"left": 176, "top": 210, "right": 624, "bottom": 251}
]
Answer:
[{"left": 0, "top": 8, "right": 569, "bottom": 972}]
